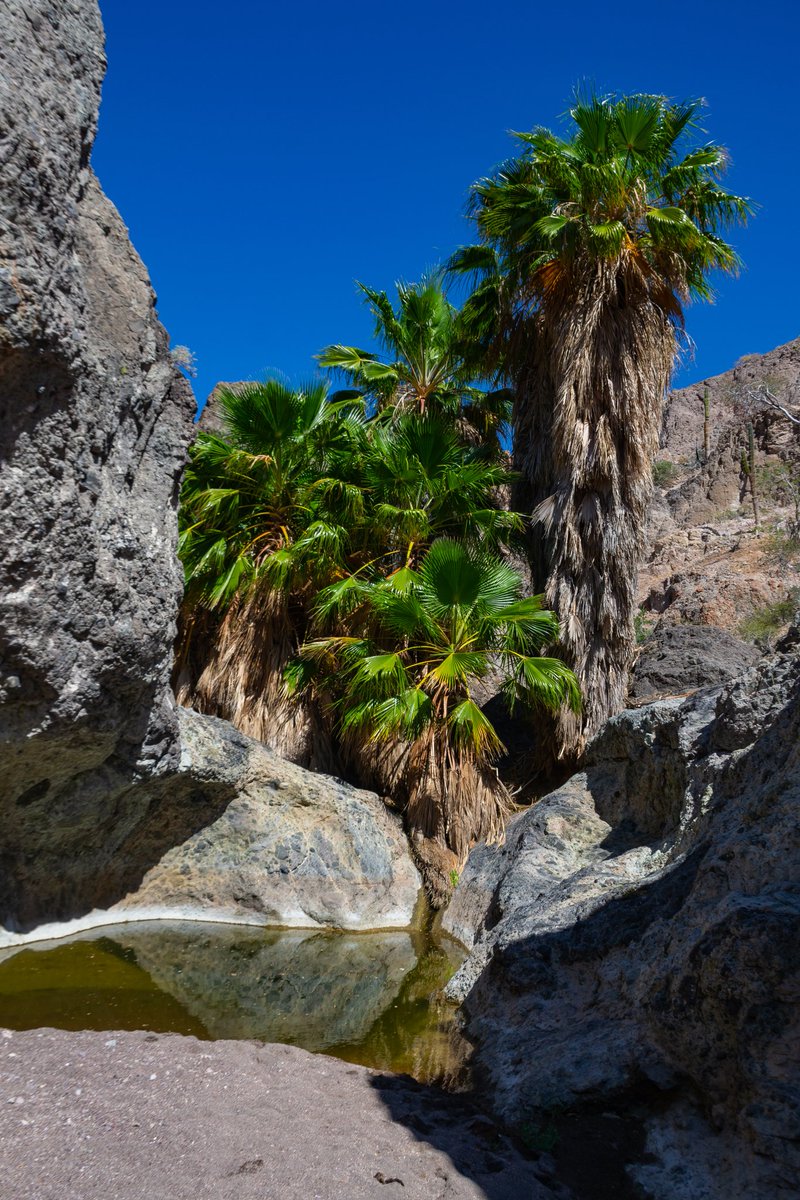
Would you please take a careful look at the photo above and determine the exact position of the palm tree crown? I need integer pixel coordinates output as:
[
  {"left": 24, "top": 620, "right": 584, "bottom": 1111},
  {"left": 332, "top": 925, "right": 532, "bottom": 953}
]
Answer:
[
  {"left": 319, "top": 275, "right": 510, "bottom": 451},
  {"left": 176, "top": 379, "right": 520, "bottom": 773},
  {"left": 290, "top": 539, "right": 579, "bottom": 864},
  {"left": 457, "top": 93, "right": 753, "bottom": 334}
]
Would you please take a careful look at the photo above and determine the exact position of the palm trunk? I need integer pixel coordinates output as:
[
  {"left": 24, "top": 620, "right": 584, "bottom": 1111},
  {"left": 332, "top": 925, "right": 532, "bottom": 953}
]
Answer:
[
  {"left": 348, "top": 725, "right": 512, "bottom": 906},
  {"left": 518, "top": 259, "right": 676, "bottom": 759},
  {"left": 173, "top": 589, "right": 337, "bottom": 771}
]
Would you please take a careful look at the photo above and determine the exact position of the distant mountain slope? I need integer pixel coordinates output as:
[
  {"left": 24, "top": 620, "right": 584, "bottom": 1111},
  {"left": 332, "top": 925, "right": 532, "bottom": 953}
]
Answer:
[{"left": 640, "top": 336, "right": 800, "bottom": 637}]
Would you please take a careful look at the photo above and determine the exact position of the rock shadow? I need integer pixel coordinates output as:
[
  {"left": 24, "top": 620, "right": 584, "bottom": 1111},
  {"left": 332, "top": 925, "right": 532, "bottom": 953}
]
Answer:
[
  {"left": 0, "top": 708, "right": 238, "bottom": 933},
  {"left": 369, "top": 1071, "right": 551, "bottom": 1199}
]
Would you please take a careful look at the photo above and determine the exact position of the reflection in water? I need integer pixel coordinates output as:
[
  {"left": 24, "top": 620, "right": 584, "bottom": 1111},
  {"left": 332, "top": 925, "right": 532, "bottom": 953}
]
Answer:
[{"left": 0, "top": 922, "right": 468, "bottom": 1083}]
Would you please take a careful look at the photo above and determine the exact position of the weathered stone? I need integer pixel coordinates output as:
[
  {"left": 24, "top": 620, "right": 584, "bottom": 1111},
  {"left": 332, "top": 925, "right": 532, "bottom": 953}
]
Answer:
[
  {"left": 661, "top": 337, "right": 800, "bottom": 469},
  {"left": 446, "top": 644, "right": 800, "bottom": 1199},
  {"left": 0, "top": 1, "right": 196, "bottom": 921},
  {"left": 0, "top": 708, "right": 421, "bottom": 944},
  {"left": 639, "top": 339, "right": 800, "bottom": 637},
  {"left": 630, "top": 622, "right": 760, "bottom": 701}
]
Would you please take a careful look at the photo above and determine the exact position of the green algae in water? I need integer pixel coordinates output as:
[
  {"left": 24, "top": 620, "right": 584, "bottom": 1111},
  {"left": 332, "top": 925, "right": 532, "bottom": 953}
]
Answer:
[{"left": 0, "top": 922, "right": 468, "bottom": 1084}]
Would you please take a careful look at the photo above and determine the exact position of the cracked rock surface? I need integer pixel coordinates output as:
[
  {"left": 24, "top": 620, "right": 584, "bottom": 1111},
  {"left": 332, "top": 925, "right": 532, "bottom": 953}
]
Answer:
[
  {"left": 0, "top": 0, "right": 196, "bottom": 925},
  {"left": 445, "top": 639, "right": 800, "bottom": 1200}
]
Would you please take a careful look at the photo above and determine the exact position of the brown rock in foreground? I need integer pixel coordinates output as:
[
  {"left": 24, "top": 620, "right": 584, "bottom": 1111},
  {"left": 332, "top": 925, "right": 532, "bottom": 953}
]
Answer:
[{"left": 0, "top": 1028, "right": 560, "bottom": 1200}]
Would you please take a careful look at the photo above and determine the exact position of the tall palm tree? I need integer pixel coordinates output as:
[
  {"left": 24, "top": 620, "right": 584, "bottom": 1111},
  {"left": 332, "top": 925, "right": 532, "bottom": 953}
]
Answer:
[
  {"left": 289, "top": 539, "right": 579, "bottom": 901},
  {"left": 450, "top": 92, "right": 753, "bottom": 756},
  {"left": 319, "top": 275, "right": 510, "bottom": 453}
]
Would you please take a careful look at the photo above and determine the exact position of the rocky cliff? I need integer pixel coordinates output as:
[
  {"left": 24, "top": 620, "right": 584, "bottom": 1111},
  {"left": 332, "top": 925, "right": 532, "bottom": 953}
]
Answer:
[
  {"left": 445, "top": 635, "right": 800, "bottom": 1198},
  {"left": 639, "top": 338, "right": 800, "bottom": 636},
  {"left": 0, "top": 0, "right": 198, "bottom": 928},
  {"left": 0, "top": 1, "right": 423, "bottom": 942}
]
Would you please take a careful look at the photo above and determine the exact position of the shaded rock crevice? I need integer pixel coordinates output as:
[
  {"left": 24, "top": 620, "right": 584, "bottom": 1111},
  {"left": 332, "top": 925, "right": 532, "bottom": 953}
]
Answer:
[{"left": 444, "top": 643, "right": 800, "bottom": 1199}]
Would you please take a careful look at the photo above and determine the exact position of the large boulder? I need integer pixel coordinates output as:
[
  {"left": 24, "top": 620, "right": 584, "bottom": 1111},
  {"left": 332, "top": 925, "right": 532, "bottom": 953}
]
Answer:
[
  {"left": 629, "top": 622, "right": 760, "bottom": 701},
  {"left": 444, "top": 641, "right": 800, "bottom": 1199},
  {"left": 0, "top": 708, "right": 421, "bottom": 945},
  {"left": 0, "top": 2, "right": 196, "bottom": 923}
]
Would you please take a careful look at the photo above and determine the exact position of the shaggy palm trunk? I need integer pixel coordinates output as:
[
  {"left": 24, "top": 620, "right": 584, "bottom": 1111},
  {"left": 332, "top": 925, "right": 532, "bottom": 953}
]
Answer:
[
  {"left": 405, "top": 731, "right": 512, "bottom": 905},
  {"left": 517, "top": 260, "right": 676, "bottom": 759},
  {"left": 173, "top": 590, "right": 336, "bottom": 771},
  {"left": 345, "top": 726, "right": 512, "bottom": 906}
]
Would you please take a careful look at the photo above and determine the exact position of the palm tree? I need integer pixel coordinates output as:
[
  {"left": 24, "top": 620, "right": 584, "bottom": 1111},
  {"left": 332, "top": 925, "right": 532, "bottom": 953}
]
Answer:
[
  {"left": 176, "top": 383, "right": 520, "bottom": 769},
  {"left": 175, "top": 379, "right": 366, "bottom": 766},
  {"left": 289, "top": 539, "right": 579, "bottom": 901},
  {"left": 364, "top": 413, "right": 522, "bottom": 569},
  {"left": 450, "top": 92, "right": 753, "bottom": 756},
  {"left": 319, "top": 275, "right": 510, "bottom": 453}
]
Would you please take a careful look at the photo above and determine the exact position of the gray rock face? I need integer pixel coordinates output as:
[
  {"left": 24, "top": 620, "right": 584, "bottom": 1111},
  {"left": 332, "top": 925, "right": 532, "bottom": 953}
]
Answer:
[
  {"left": 0, "top": 708, "right": 421, "bottom": 944},
  {"left": 115, "top": 709, "right": 422, "bottom": 932},
  {"left": 630, "top": 622, "right": 760, "bottom": 701},
  {"left": 446, "top": 644, "right": 800, "bottom": 1199},
  {"left": 0, "top": 2, "right": 421, "bottom": 944},
  {"left": 0, "top": 2, "right": 196, "bottom": 922}
]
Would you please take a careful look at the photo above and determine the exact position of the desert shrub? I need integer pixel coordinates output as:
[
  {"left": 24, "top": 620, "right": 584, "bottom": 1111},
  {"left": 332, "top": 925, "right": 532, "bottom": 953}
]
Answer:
[
  {"left": 763, "top": 525, "right": 800, "bottom": 567},
  {"left": 634, "top": 611, "right": 655, "bottom": 644},
  {"left": 738, "top": 589, "right": 800, "bottom": 643},
  {"left": 652, "top": 459, "right": 681, "bottom": 488},
  {"left": 756, "top": 461, "right": 799, "bottom": 504}
]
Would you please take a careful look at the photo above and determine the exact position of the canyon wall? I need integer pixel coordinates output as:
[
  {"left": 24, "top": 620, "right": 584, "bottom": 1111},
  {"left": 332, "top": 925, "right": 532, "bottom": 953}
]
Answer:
[{"left": 0, "top": 0, "right": 203, "bottom": 927}]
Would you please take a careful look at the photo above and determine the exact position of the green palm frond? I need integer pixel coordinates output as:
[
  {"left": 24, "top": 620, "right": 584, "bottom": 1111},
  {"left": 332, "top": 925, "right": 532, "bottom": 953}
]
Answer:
[
  {"left": 454, "top": 90, "right": 753, "bottom": 381},
  {"left": 504, "top": 655, "right": 582, "bottom": 714},
  {"left": 448, "top": 699, "right": 505, "bottom": 756}
]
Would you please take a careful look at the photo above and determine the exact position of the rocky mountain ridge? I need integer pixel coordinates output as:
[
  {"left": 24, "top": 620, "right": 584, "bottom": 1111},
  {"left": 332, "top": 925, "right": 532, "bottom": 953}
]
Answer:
[{"left": 640, "top": 337, "right": 800, "bottom": 636}]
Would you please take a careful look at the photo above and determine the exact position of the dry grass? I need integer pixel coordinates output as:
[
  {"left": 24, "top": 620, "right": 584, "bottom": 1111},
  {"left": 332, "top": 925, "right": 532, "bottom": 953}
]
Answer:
[
  {"left": 344, "top": 725, "right": 513, "bottom": 905},
  {"left": 174, "top": 589, "right": 336, "bottom": 771}
]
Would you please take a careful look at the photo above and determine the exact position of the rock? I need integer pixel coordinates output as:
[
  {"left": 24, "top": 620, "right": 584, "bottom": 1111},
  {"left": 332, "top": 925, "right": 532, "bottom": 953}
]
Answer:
[
  {"left": 0, "top": 1028, "right": 562, "bottom": 1200},
  {"left": 118, "top": 710, "right": 422, "bottom": 931},
  {"left": 0, "top": 2, "right": 196, "bottom": 922},
  {"left": 661, "top": 337, "right": 800, "bottom": 467},
  {"left": 440, "top": 780, "right": 613, "bottom": 953},
  {"left": 629, "top": 623, "right": 760, "bottom": 701},
  {"left": 0, "top": 1, "right": 421, "bottom": 945},
  {"left": 0, "top": 708, "right": 421, "bottom": 944},
  {"left": 639, "top": 339, "right": 800, "bottom": 637},
  {"left": 445, "top": 644, "right": 800, "bottom": 1199}
]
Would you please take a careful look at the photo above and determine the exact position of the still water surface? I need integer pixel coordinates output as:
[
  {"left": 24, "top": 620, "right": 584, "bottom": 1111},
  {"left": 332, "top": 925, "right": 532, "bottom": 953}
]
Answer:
[{"left": 0, "top": 922, "right": 468, "bottom": 1083}]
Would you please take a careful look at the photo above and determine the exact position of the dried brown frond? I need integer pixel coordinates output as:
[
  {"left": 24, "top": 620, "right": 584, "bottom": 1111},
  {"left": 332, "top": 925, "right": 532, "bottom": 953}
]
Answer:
[
  {"left": 174, "top": 588, "right": 336, "bottom": 771},
  {"left": 516, "top": 253, "right": 676, "bottom": 757}
]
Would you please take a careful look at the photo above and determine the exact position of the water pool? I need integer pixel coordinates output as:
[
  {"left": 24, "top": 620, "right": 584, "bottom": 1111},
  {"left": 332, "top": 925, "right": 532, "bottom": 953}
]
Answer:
[{"left": 0, "top": 921, "right": 469, "bottom": 1083}]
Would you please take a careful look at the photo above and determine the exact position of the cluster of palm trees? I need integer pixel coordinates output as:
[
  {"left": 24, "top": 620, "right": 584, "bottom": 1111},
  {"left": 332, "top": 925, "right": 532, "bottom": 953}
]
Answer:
[{"left": 175, "top": 91, "right": 751, "bottom": 898}]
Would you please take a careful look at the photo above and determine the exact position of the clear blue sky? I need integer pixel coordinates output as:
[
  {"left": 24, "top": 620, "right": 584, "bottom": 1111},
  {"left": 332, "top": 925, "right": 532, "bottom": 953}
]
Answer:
[{"left": 94, "top": 0, "right": 798, "bottom": 413}]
